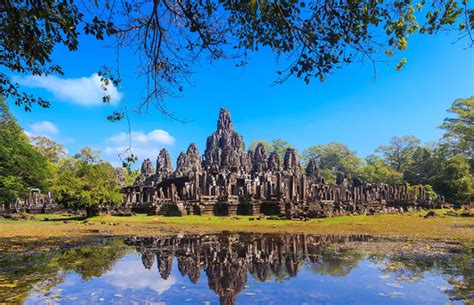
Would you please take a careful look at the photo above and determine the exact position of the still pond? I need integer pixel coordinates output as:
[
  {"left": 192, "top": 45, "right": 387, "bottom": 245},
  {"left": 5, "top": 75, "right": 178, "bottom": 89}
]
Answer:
[{"left": 0, "top": 233, "right": 472, "bottom": 304}]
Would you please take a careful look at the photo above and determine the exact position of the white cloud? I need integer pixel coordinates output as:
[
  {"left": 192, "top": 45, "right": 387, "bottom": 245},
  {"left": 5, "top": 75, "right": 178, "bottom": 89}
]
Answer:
[
  {"left": 15, "top": 73, "right": 122, "bottom": 106},
  {"left": 104, "top": 129, "right": 175, "bottom": 162},
  {"left": 26, "top": 120, "right": 59, "bottom": 137},
  {"left": 108, "top": 130, "right": 175, "bottom": 146}
]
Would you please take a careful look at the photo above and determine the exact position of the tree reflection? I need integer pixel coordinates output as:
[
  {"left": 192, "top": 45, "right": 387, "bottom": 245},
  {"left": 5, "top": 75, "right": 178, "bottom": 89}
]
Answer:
[
  {"left": 378, "top": 246, "right": 473, "bottom": 302},
  {"left": 0, "top": 237, "right": 129, "bottom": 303}
]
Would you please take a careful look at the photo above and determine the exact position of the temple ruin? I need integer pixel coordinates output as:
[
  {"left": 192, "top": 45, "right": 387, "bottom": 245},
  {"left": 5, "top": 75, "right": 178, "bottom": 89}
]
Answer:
[{"left": 123, "top": 108, "right": 442, "bottom": 217}]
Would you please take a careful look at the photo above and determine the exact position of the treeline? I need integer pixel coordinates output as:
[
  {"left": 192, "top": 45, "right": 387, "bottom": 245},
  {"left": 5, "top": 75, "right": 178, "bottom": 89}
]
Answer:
[
  {"left": 250, "top": 96, "right": 473, "bottom": 204},
  {"left": 0, "top": 96, "right": 472, "bottom": 211},
  {"left": 0, "top": 98, "right": 138, "bottom": 213}
]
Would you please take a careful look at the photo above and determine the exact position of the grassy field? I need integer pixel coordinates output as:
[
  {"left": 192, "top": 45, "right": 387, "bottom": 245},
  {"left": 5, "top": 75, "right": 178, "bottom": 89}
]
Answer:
[{"left": 0, "top": 209, "right": 473, "bottom": 242}]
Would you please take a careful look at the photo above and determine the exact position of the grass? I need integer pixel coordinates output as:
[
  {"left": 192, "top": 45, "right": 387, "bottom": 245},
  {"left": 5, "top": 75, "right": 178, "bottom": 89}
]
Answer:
[{"left": 0, "top": 209, "right": 473, "bottom": 242}]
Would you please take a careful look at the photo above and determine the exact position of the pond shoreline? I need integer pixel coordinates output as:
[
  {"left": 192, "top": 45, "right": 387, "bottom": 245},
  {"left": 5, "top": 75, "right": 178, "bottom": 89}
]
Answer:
[{"left": 1, "top": 209, "right": 473, "bottom": 244}]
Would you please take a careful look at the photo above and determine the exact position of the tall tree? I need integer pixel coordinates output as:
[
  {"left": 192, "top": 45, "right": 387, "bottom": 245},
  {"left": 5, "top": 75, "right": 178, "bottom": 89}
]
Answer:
[
  {"left": 439, "top": 96, "right": 474, "bottom": 158},
  {"left": 376, "top": 136, "right": 421, "bottom": 172},
  {"left": 73, "top": 147, "right": 101, "bottom": 164},
  {"left": 272, "top": 139, "right": 295, "bottom": 160},
  {"left": 303, "top": 142, "right": 361, "bottom": 183},
  {"left": 403, "top": 146, "right": 437, "bottom": 185},
  {"left": 0, "top": 98, "right": 50, "bottom": 205},
  {"left": 358, "top": 155, "right": 403, "bottom": 185},
  {"left": 431, "top": 154, "right": 474, "bottom": 203},
  {"left": 30, "top": 136, "right": 67, "bottom": 164}
]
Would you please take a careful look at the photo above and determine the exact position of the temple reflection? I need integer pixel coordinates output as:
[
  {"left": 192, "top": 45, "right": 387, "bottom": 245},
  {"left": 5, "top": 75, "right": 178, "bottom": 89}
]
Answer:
[{"left": 125, "top": 234, "right": 372, "bottom": 305}]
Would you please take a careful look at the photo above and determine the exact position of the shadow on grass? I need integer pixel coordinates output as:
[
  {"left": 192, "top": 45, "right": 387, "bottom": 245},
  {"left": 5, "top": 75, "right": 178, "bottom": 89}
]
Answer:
[{"left": 43, "top": 216, "right": 87, "bottom": 222}]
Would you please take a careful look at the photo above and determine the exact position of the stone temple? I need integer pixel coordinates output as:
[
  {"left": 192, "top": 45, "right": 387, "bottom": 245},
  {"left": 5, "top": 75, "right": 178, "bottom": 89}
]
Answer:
[{"left": 122, "top": 108, "right": 441, "bottom": 217}]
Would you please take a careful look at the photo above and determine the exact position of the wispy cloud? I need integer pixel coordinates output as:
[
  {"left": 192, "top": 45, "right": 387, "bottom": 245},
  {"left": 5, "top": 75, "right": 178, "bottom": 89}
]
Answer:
[
  {"left": 108, "top": 130, "right": 175, "bottom": 146},
  {"left": 14, "top": 73, "right": 122, "bottom": 106},
  {"left": 104, "top": 129, "right": 175, "bottom": 162},
  {"left": 25, "top": 120, "right": 59, "bottom": 137}
]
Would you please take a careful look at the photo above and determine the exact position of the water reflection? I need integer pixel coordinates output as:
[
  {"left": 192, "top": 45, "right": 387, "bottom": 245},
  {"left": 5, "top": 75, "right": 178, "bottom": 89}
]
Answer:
[
  {"left": 126, "top": 234, "right": 372, "bottom": 304},
  {"left": 0, "top": 234, "right": 472, "bottom": 304}
]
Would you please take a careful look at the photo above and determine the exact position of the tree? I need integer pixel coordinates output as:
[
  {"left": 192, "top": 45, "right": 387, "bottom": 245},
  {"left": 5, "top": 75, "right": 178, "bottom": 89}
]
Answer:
[
  {"left": 303, "top": 142, "right": 361, "bottom": 183},
  {"left": 50, "top": 157, "right": 123, "bottom": 216},
  {"left": 403, "top": 146, "right": 437, "bottom": 185},
  {"left": 358, "top": 155, "right": 403, "bottom": 185},
  {"left": 272, "top": 139, "right": 295, "bottom": 159},
  {"left": 0, "top": 98, "right": 50, "bottom": 206},
  {"left": 376, "top": 136, "right": 421, "bottom": 172},
  {"left": 73, "top": 147, "right": 100, "bottom": 164},
  {"left": 439, "top": 96, "right": 474, "bottom": 158},
  {"left": 249, "top": 139, "right": 296, "bottom": 160},
  {"left": 2, "top": 1, "right": 472, "bottom": 115},
  {"left": 30, "top": 136, "right": 67, "bottom": 164},
  {"left": 431, "top": 154, "right": 474, "bottom": 203}
]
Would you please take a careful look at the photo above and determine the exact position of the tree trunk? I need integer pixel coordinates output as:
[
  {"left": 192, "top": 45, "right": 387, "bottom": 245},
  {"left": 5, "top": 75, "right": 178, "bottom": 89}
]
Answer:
[{"left": 85, "top": 205, "right": 100, "bottom": 218}]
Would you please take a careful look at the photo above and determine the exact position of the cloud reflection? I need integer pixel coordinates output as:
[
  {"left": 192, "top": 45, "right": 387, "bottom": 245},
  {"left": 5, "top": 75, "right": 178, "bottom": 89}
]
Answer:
[{"left": 103, "top": 255, "right": 177, "bottom": 294}]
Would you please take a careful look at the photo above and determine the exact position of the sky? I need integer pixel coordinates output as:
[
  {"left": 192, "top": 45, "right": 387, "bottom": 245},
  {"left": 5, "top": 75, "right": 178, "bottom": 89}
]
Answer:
[{"left": 7, "top": 26, "right": 474, "bottom": 167}]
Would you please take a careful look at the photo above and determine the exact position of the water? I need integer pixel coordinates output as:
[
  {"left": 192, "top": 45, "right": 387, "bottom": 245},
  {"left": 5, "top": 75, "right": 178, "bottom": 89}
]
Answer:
[{"left": 0, "top": 233, "right": 472, "bottom": 304}]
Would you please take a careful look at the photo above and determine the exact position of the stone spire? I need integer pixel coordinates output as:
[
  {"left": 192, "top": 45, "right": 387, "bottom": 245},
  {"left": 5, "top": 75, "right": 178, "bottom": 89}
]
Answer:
[
  {"left": 156, "top": 148, "right": 173, "bottom": 180},
  {"left": 217, "top": 108, "right": 233, "bottom": 131},
  {"left": 203, "top": 108, "right": 247, "bottom": 173},
  {"left": 140, "top": 158, "right": 155, "bottom": 177},
  {"left": 305, "top": 160, "right": 319, "bottom": 177},
  {"left": 251, "top": 143, "right": 267, "bottom": 173},
  {"left": 267, "top": 152, "right": 281, "bottom": 172},
  {"left": 283, "top": 148, "right": 301, "bottom": 174},
  {"left": 174, "top": 143, "right": 202, "bottom": 178}
]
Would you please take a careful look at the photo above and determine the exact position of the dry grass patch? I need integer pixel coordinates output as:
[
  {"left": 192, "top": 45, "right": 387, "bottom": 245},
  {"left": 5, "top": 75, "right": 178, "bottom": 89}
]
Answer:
[{"left": 0, "top": 209, "right": 472, "bottom": 242}]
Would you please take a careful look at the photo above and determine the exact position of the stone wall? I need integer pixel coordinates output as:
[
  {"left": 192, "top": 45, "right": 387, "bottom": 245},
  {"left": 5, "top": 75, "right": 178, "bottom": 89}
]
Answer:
[{"left": 1, "top": 189, "right": 59, "bottom": 213}]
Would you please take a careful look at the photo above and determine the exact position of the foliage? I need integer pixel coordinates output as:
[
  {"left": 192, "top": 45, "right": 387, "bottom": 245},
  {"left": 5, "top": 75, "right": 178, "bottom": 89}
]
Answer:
[
  {"left": 439, "top": 96, "right": 474, "bottom": 158},
  {"left": 423, "top": 184, "right": 438, "bottom": 201},
  {"left": 0, "top": 237, "right": 128, "bottom": 302},
  {"left": 52, "top": 238, "right": 130, "bottom": 280},
  {"left": 431, "top": 154, "right": 474, "bottom": 203},
  {"left": 272, "top": 138, "right": 296, "bottom": 159},
  {"left": 2, "top": 0, "right": 472, "bottom": 114},
  {"left": 376, "top": 135, "right": 421, "bottom": 172},
  {"left": 358, "top": 155, "right": 404, "bottom": 185},
  {"left": 403, "top": 146, "right": 437, "bottom": 185},
  {"left": 310, "top": 248, "right": 363, "bottom": 277},
  {"left": 116, "top": 167, "right": 140, "bottom": 187},
  {"left": 303, "top": 142, "right": 361, "bottom": 183},
  {"left": 50, "top": 157, "right": 123, "bottom": 212},
  {"left": 30, "top": 136, "right": 67, "bottom": 164},
  {"left": 249, "top": 139, "right": 296, "bottom": 160},
  {"left": 0, "top": 98, "right": 50, "bottom": 205},
  {"left": 0, "top": 0, "right": 115, "bottom": 111},
  {"left": 103, "top": 0, "right": 474, "bottom": 114},
  {"left": 73, "top": 147, "right": 100, "bottom": 164}
]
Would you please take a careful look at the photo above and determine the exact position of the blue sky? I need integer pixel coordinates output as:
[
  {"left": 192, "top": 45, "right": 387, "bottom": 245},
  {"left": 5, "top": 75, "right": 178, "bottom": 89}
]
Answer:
[{"left": 7, "top": 29, "right": 474, "bottom": 167}]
